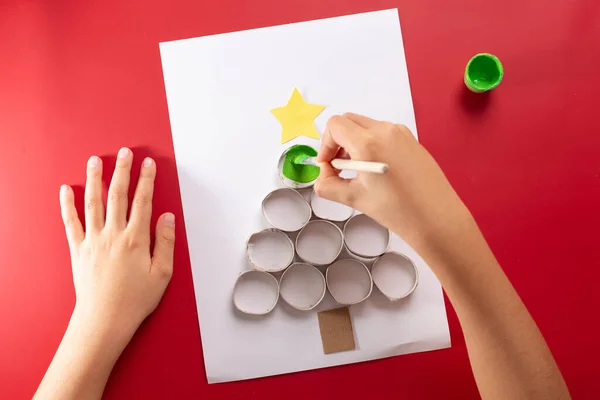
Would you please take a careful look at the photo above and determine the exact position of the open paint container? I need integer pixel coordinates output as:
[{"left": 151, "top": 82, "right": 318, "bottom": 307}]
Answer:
[
  {"left": 295, "top": 220, "right": 344, "bottom": 266},
  {"left": 372, "top": 252, "right": 419, "bottom": 300},
  {"left": 279, "top": 263, "right": 326, "bottom": 310},
  {"left": 262, "top": 188, "right": 312, "bottom": 232},
  {"left": 277, "top": 144, "right": 320, "bottom": 189},
  {"left": 310, "top": 190, "right": 354, "bottom": 222},
  {"left": 246, "top": 228, "right": 295, "bottom": 272},
  {"left": 326, "top": 259, "right": 373, "bottom": 305},
  {"left": 343, "top": 214, "right": 390, "bottom": 259},
  {"left": 233, "top": 270, "right": 280, "bottom": 315},
  {"left": 464, "top": 53, "right": 503, "bottom": 93}
]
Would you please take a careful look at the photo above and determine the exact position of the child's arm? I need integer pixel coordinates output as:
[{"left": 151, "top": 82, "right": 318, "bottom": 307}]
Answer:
[
  {"left": 34, "top": 149, "right": 175, "bottom": 400},
  {"left": 316, "top": 114, "right": 570, "bottom": 400}
]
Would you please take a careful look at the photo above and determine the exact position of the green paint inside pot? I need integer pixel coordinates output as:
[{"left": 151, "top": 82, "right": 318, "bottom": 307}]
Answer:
[
  {"left": 282, "top": 145, "right": 320, "bottom": 183},
  {"left": 465, "top": 53, "right": 503, "bottom": 92}
]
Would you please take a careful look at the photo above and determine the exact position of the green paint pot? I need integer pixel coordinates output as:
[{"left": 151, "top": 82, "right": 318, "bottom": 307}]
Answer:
[
  {"left": 277, "top": 144, "right": 320, "bottom": 189},
  {"left": 464, "top": 53, "right": 503, "bottom": 92}
]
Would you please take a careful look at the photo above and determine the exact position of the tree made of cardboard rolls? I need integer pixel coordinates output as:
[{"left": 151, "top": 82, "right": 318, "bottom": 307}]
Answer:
[{"left": 232, "top": 145, "right": 419, "bottom": 315}]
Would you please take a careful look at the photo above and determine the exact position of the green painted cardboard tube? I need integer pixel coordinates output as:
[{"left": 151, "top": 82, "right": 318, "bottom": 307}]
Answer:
[{"left": 464, "top": 53, "right": 503, "bottom": 93}]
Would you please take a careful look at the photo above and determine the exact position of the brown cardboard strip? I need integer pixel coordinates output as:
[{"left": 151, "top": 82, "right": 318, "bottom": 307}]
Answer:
[{"left": 317, "top": 307, "right": 356, "bottom": 354}]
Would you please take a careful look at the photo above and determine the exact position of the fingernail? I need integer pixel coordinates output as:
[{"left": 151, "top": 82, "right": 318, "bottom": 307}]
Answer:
[
  {"left": 60, "top": 184, "right": 69, "bottom": 195},
  {"left": 163, "top": 213, "right": 175, "bottom": 227},
  {"left": 88, "top": 156, "right": 100, "bottom": 168},
  {"left": 143, "top": 157, "right": 153, "bottom": 167},
  {"left": 118, "top": 147, "right": 130, "bottom": 158}
]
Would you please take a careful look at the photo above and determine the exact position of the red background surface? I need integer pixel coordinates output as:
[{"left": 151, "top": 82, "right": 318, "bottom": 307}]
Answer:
[{"left": 1, "top": 0, "right": 599, "bottom": 398}]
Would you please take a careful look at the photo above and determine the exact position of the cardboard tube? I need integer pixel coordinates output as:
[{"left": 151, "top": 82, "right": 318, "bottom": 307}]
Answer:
[
  {"left": 277, "top": 146, "right": 319, "bottom": 189},
  {"left": 309, "top": 189, "right": 354, "bottom": 222},
  {"left": 246, "top": 228, "right": 295, "bottom": 272},
  {"left": 279, "top": 263, "right": 326, "bottom": 311},
  {"left": 371, "top": 252, "right": 419, "bottom": 300},
  {"left": 326, "top": 259, "right": 373, "bottom": 305},
  {"left": 262, "top": 188, "right": 312, "bottom": 232},
  {"left": 233, "top": 270, "right": 280, "bottom": 315},
  {"left": 343, "top": 214, "right": 390, "bottom": 258},
  {"left": 296, "top": 220, "right": 344, "bottom": 266}
]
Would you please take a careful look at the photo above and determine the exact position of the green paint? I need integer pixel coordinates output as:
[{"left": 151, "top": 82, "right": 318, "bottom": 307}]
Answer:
[
  {"left": 282, "top": 145, "right": 320, "bottom": 183},
  {"left": 464, "top": 53, "right": 503, "bottom": 92}
]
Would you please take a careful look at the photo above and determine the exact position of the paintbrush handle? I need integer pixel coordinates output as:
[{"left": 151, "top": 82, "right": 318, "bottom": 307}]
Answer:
[
  {"left": 301, "top": 156, "right": 388, "bottom": 174},
  {"left": 330, "top": 159, "right": 389, "bottom": 174}
]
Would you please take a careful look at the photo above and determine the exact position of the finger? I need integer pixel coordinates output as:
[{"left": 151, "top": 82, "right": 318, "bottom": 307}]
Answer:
[
  {"left": 328, "top": 148, "right": 349, "bottom": 175},
  {"left": 84, "top": 155, "right": 104, "bottom": 232},
  {"left": 128, "top": 157, "right": 156, "bottom": 238},
  {"left": 317, "top": 115, "right": 366, "bottom": 162},
  {"left": 317, "top": 129, "right": 340, "bottom": 163},
  {"left": 106, "top": 147, "right": 133, "bottom": 229},
  {"left": 152, "top": 213, "right": 176, "bottom": 280},
  {"left": 343, "top": 112, "right": 381, "bottom": 129},
  {"left": 314, "top": 162, "right": 355, "bottom": 206},
  {"left": 60, "top": 185, "right": 84, "bottom": 248},
  {"left": 335, "top": 147, "right": 351, "bottom": 160}
]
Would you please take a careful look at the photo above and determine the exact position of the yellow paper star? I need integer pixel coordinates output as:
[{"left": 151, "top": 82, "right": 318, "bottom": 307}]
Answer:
[{"left": 271, "top": 88, "right": 325, "bottom": 143}]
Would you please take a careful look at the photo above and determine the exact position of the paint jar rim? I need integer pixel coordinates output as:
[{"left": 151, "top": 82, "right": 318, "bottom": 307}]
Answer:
[{"left": 464, "top": 53, "right": 503, "bottom": 92}]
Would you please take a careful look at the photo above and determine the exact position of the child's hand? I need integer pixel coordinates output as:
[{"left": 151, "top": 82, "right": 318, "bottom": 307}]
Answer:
[
  {"left": 315, "top": 114, "right": 470, "bottom": 253},
  {"left": 317, "top": 114, "right": 571, "bottom": 400},
  {"left": 59, "top": 148, "right": 175, "bottom": 340}
]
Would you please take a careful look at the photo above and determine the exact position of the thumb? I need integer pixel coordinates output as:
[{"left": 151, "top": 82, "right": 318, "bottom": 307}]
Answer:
[
  {"left": 152, "top": 212, "right": 176, "bottom": 279},
  {"left": 314, "top": 163, "right": 355, "bottom": 207}
]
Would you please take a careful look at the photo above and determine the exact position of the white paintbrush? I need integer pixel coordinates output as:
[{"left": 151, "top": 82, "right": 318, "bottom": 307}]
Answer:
[{"left": 293, "top": 155, "right": 388, "bottom": 174}]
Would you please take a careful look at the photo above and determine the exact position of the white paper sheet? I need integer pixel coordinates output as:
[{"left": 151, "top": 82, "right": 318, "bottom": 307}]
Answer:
[{"left": 160, "top": 8, "right": 450, "bottom": 383}]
